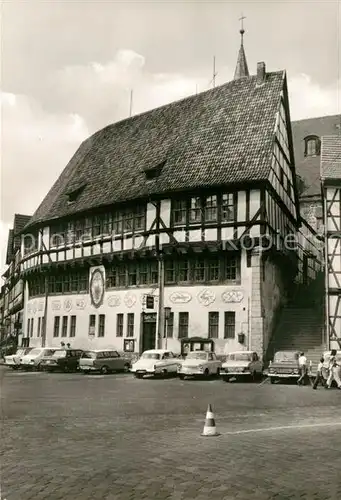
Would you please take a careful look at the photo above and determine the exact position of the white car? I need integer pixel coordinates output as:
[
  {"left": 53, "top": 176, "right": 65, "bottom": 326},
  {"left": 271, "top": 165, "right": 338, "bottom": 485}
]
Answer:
[
  {"left": 4, "top": 347, "right": 33, "bottom": 369},
  {"left": 20, "top": 347, "right": 56, "bottom": 370},
  {"left": 131, "top": 349, "right": 182, "bottom": 379},
  {"left": 220, "top": 351, "right": 263, "bottom": 381},
  {"left": 178, "top": 351, "right": 221, "bottom": 379}
]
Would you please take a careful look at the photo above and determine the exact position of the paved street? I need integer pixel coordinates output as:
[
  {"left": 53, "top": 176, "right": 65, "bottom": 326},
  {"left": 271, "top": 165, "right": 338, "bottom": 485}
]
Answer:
[{"left": 1, "top": 367, "right": 341, "bottom": 500}]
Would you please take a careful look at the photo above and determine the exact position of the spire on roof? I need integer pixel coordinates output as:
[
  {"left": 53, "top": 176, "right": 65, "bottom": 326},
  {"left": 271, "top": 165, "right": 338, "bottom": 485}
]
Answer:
[{"left": 234, "top": 15, "right": 249, "bottom": 80}]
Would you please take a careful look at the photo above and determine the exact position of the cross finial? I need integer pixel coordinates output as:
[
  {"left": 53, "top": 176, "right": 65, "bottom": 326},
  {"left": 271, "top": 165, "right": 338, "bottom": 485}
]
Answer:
[{"left": 239, "top": 14, "right": 246, "bottom": 35}]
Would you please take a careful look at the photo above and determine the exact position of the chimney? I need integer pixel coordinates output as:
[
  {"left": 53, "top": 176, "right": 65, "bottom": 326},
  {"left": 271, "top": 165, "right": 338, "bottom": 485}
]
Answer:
[{"left": 257, "top": 62, "right": 266, "bottom": 85}]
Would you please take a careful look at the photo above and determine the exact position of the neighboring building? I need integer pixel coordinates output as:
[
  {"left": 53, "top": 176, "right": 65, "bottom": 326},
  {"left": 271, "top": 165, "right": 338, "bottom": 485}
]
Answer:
[
  {"left": 15, "top": 43, "right": 322, "bottom": 359},
  {"left": 321, "top": 135, "right": 341, "bottom": 351},
  {"left": 292, "top": 114, "right": 341, "bottom": 232},
  {"left": 0, "top": 214, "right": 31, "bottom": 353}
]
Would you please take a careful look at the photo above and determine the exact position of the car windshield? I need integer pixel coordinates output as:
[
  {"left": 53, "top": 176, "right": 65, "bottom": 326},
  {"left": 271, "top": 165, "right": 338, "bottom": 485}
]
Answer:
[
  {"left": 274, "top": 352, "right": 297, "bottom": 362},
  {"left": 186, "top": 352, "right": 207, "bottom": 360},
  {"left": 228, "top": 353, "right": 252, "bottom": 361},
  {"left": 28, "top": 349, "right": 42, "bottom": 356},
  {"left": 52, "top": 350, "right": 67, "bottom": 358},
  {"left": 141, "top": 353, "right": 160, "bottom": 360},
  {"left": 81, "top": 351, "right": 96, "bottom": 359},
  {"left": 15, "top": 349, "right": 26, "bottom": 356}
]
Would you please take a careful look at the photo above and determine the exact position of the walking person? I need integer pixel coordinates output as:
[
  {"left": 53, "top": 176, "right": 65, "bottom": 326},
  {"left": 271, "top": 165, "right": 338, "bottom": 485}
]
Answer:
[
  {"left": 312, "top": 357, "right": 326, "bottom": 389},
  {"left": 297, "top": 352, "right": 308, "bottom": 385},
  {"left": 325, "top": 353, "right": 341, "bottom": 389}
]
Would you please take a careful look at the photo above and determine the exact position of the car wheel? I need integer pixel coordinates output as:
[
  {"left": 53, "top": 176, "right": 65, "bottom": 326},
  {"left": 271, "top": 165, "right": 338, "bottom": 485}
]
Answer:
[
  {"left": 216, "top": 367, "right": 220, "bottom": 376},
  {"left": 101, "top": 365, "right": 109, "bottom": 375},
  {"left": 161, "top": 369, "right": 168, "bottom": 377},
  {"left": 135, "top": 373, "right": 143, "bottom": 379},
  {"left": 123, "top": 363, "right": 130, "bottom": 373},
  {"left": 270, "top": 377, "right": 275, "bottom": 384},
  {"left": 204, "top": 368, "right": 210, "bottom": 377},
  {"left": 179, "top": 374, "right": 185, "bottom": 380},
  {"left": 63, "top": 365, "right": 69, "bottom": 373}
]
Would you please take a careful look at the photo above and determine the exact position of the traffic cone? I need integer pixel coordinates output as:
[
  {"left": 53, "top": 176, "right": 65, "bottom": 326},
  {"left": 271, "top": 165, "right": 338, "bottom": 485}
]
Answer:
[{"left": 201, "top": 404, "right": 219, "bottom": 437}]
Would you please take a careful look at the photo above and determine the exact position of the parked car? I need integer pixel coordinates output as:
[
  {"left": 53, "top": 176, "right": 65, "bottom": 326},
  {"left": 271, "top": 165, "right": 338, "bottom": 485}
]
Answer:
[
  {"left": 20, "top": 347, "right": 56, "bottom": 370},
  {"left": 178, "top": 351, "right": 221, "bottom": 379},
  {"left": 40, "top": 349, "right": 83, "bottom": 372},
  {"left": 4, "top": 347, "right": 33, "bottom": 369},
  {"left": 267, "top": 350, "right": 300, "bottom": 384},
  {"left": 220, "top": 351, "right": 263, "bottom": 381},
  {"left": 131, "top": 349, "right": 182, "bottom": 378},
  {"left": 79, "top": 350, "right": 131, "bottom": 374}
]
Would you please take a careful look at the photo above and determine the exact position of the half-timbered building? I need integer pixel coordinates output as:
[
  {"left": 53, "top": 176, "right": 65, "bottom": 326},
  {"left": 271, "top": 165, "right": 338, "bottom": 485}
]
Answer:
[
  {"left": 321, "top": 135, "right": 341, "bottom": 350},
  {"left": 0, "top": 214, "right": 31, "bottom": 353},
  {"left": 7, "top": 34, "right": 322, "bottom": 360}
]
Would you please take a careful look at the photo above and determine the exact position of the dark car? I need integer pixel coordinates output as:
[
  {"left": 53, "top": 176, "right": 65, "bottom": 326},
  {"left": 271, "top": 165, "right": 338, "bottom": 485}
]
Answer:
[
  {"left": 267, "top": 350, "right": 300, "bottom": 384},
  {"left": 40, "top": 349, "right": 83, "bottom": 372}
]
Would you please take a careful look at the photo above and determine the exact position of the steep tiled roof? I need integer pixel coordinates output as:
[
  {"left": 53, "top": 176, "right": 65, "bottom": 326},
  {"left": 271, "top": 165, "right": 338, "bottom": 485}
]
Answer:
[
  {"left": 13, "top": 214, "right": 32, "bottom": 248},
  {"left": 5, "top": 229, "right": 14, "bottom": 265},
  {"left": 291, "top": 114, "right": 341, "bottom": 198},
  {"left": 320, "top": 135, "right": 341, "bottom": 180},
  {"left": 26, "top": 71, "right": 285, "bottom": 228},
  {"left": 13, "top": 214, "right": 32, "bottom": 235}
]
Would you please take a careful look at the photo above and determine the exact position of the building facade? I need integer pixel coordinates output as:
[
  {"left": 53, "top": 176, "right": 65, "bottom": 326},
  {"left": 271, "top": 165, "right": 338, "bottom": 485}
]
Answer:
[
  {"left": 13, "top": 58, "right": 322, "bottom": 359},
  {"left": 321, "top": 135, "right": 341, "bottom": 351},
  {"left": 0, "top": 214, "right": 31, "bottom": 353},
  {"left": 292, "top": 114, "right": 341, "bottom": 232}
]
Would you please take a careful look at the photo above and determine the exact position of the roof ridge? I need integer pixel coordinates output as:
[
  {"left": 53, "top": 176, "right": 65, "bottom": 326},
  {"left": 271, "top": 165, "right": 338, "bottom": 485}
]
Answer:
[{"left": 90, "top": 70, "right": 285, "bottom": 139}]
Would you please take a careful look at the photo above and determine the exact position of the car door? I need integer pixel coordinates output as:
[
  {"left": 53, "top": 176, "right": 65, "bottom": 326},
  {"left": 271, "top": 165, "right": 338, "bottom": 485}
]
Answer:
[{"left": 110, "top": 351, "right": 121, "bottom": 371}]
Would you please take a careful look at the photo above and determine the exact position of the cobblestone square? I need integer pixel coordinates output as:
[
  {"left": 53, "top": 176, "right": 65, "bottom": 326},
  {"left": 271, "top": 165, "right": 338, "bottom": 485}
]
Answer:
[{"left": 1, "top": 367, "right": 340, "bottom": 499}]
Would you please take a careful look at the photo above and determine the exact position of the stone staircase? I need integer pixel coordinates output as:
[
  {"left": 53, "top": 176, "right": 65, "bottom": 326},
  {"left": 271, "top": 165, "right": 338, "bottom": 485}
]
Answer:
[{"left": 265, "top": 272, "right": 325, "bottom": 372}]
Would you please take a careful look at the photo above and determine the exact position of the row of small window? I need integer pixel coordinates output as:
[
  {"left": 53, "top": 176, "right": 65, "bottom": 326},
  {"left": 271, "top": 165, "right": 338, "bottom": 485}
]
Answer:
[
  {"left": 53, "top": 316, "right": 77, "bottom": 338},
  {"left": 24, "top": 206, "right": 146, "bottom": 253},
  {"left": 114, "top": 311, "right": 236, "bottom": 340},
  {"left": 106, "top": 254, "right": 240, "bottom": 288},
  {"left": 50, "top": 311, "right": 237, "bottom": 340},
  {"left": 28, "top": 254, "right": 241, "bottom": 298},
  {"left": 29, "top": 273, "right": 89, "bottom": 297},
  {"left": 23, "top": 194, "right": 239, "bottom": 253},
  {"left": 172, "top": 193, "right": 236, "bottom": 226}
]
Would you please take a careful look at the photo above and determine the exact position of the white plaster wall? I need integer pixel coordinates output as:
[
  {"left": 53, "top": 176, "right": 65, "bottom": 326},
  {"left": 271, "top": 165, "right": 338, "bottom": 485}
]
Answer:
[{"left": 24, "top": 252, "right": 252, "bottom": 355}]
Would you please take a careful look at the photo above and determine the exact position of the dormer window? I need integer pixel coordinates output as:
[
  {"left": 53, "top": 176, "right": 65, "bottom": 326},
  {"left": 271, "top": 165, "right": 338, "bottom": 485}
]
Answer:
[
  {"left": 143, "top": 160, "right": 166, "bottom": 180},
  {"left": 66, "top": 184, "right": 86, "bottom": 204},
  {"left": 304, "top": 135, "right": 321, "bottom": 157}
]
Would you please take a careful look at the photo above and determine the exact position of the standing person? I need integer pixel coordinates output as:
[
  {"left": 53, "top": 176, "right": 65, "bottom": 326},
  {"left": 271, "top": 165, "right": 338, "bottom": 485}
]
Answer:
[
  {"left": 297, "top": 352, "right": 308, "bottom": 385},
  {"left": 312, "top": 357, "right": 325, "bottom": 389},
  {"left": 325, "top": 353, "right": 341, "bottom": 389}
]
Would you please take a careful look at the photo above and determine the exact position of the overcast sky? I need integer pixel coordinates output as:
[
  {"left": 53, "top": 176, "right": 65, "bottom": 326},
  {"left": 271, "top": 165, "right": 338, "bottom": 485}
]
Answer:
[{"left": 0, "top": 0, "right": 340, "bottom": 276}]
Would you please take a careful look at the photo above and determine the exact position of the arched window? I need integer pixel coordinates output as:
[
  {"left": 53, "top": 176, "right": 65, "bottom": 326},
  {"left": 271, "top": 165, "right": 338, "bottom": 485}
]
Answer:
[{"left": 304, "top": 135, "right": 321, "bottom": 157}]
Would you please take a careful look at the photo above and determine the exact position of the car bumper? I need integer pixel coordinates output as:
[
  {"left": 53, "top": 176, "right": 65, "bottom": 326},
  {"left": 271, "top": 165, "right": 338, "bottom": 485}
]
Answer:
[
  {"left": 268, "top": 373, "right": 299, "bottom": 378},
  {"left": 220, "top": 371, "right": 251, "bottom": 377},
  {"left": 20, "top": 363, "right": 37, "bottom": 369},
  {"left": 131, "top": 369, "right": 155, "bottom": 375},
  {"left": 80, "top": 366, "right": 99, "bottom": 372},
  {"left": 179, "top": 369, "right": 205, "bottom": 376}
]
